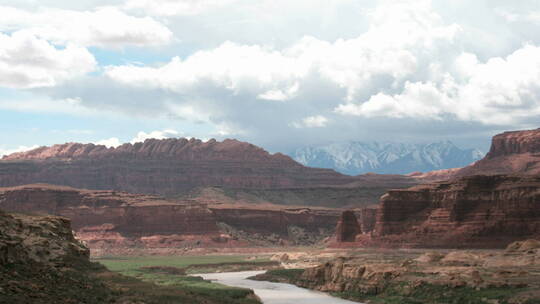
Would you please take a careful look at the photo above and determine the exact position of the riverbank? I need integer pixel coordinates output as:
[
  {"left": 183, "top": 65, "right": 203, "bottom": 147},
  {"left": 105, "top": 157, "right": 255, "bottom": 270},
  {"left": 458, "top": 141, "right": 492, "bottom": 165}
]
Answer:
[
  {"left": 93, "top": 254, "right": 279, "bottom": 304},
  {"left": 197, "top": 271, "right": 362, "bottom": 304},
  {"left": 250, "top": 243, "right": 540, "bottom": 304}
]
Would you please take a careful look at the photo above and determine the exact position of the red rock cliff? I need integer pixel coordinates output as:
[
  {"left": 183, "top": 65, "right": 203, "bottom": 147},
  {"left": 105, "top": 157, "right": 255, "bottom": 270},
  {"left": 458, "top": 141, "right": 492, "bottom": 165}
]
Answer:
[
  {"left": 456, "top": 129, "right": 540, "bottom": 177},
  {"left": 372, "top": 174, "right": 540, "bottom": 248},
  {"left": 2, "top": 138, "right": 296, "bottom": 163},
  {"left": 0, "top": 138, "right": 416, "bottom": 207},
  {"left": 0, "top": 138, "right": 320, "bottom": 191},
  {"left": 485, "top": 129, "right": 540, "bottom": 158},
  {"left": 0, "top": 184, "right": 342, "bottom": 251},
  {"left": 0, "top": 184, "right": 222, "bottom": 250},
  {"left": 412, "top": 128, "right": 540, "bottom": 182}
]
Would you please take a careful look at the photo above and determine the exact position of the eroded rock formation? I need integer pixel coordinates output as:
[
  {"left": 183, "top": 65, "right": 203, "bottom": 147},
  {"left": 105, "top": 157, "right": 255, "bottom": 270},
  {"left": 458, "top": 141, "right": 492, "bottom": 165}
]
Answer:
[
  {"left": 0, "top": 209, "right": 88, "bottom": 266},
  {"left": 259, "top": 248, "right": 540, "bottom": 303},
  {"left": 372, "top": 174, "right": 540, "bottom": 248},
  {"left": 0, "top": 184, "right": 342, "bottom": 252},
  {"left": 413, "top": 128, "right": 540, "bottom": 181},
  {"left": 0, "top": 138, "right": 355, "bottom": 192},
  {"left": 456, "top": 128, "right": 540, "bottom": 177},
  {"left": 0, "top": 138, "right": 416, "bottom": 207},
  {"left": 0, "top": 209, "right": 117, "bottom": 303}
]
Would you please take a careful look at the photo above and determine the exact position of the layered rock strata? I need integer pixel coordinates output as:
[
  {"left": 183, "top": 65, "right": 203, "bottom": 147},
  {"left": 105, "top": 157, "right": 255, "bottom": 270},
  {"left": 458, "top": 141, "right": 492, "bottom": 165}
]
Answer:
[
  {"left": 0, "top": 139, "right": 357, "bottom": 192},
  {"left": 0, "top": 138, "right": 416, "bottom": 207},
  {"left": 372, "top": 174, "right": 540, "bottom": 248},
  {"left": 0, "top": 184, "right": 342, "bottom": 251},
  {"left": 261, "top": 247, "right": 540, "bottom": 303}
]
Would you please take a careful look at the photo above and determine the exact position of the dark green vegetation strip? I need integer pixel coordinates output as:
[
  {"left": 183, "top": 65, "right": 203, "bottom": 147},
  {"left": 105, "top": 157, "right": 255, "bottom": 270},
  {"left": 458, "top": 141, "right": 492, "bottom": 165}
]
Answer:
[
  {"left": 249, "top": 268, "right": 305, "bottom": 283},
  {"left": 1, "top": 257, "right": 261, "bottom": 304},
  {"left": 95, "top": 255, "right": 270, "bottom": 274}
]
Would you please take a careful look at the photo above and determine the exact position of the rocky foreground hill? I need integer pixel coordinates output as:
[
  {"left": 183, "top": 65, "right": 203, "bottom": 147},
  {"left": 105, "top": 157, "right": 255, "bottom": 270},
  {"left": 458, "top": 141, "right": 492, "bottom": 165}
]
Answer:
[
  {"left": 0, "top": 138, "right": 416, "bottom": 208},
  {"left": 0, "top": 209, "right": 261, "bottom": 303},
  {"left": 0, "top": 209, "right": 112, "bottom": 303}
]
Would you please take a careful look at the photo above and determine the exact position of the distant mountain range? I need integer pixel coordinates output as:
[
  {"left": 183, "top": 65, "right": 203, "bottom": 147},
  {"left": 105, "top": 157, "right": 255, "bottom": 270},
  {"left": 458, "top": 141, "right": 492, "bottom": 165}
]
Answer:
[{"left": 290, "top": 141, "right": 484, "bottom": 175}]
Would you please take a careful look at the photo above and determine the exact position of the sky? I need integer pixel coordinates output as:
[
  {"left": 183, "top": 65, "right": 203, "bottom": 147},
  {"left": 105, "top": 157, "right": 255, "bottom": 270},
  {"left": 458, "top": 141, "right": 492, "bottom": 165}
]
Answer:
[{"left": 0, "top": 0, "right": 539, "bottom": 156}]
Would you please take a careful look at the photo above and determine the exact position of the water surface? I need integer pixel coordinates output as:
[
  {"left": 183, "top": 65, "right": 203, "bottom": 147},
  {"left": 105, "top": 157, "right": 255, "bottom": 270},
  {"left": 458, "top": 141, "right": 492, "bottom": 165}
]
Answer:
[{"left": 196, "top": 271, "right": 362, "bottom": 304}]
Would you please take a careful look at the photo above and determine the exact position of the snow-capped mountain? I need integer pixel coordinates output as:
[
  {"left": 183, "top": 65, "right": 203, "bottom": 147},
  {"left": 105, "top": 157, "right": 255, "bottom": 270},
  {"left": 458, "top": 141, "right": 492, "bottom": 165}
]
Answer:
[{"left": 290, "top": 141, "right": 484, "bottom": 175}]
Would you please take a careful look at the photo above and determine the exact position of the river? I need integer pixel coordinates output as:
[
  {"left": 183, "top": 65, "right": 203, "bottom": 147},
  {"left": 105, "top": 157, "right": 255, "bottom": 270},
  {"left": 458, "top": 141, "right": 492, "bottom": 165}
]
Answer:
[{"left": 195, "top": 271, "right": 362, "bottom": 304}]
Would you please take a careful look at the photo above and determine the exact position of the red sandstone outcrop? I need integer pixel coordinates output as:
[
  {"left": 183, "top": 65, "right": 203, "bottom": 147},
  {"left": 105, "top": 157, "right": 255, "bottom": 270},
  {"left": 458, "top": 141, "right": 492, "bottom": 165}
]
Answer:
[
  {"left": 456, "top": 129, "right": 540, "bottom": 177},
  {"left": 371, "top": 174, "right": 540, "bottom": 248},
  {"left": 3, "top": 138, "right": 295, "bottom": 163},
  {"left": 411, "top": 129, "right": 540, "bottom": 181},
  {"left": 0, "top": 184, "right": 222, "bottom": 250},
  {"left": 0, "top": 138, "right": 416, "bottom": 207},
  {"left": 0, "top": 184, "right": 341, "bottom": 252}
]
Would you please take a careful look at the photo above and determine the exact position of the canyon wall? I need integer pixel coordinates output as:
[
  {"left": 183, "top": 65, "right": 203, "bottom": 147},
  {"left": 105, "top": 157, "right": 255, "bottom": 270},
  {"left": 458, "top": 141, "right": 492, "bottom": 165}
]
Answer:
[
  {"left": 0, "top": 184, "right": 341, "bottom": 251},
  {"left": 329, "top": 129, "right": 540, "bottom": 248},
  {"left": 0, "top": 138, "right": 416, "bottom": 208},
  {"left": 371, "top": 174, "right": 540, "bottom": 248},
  {"left": 0, "top": 139, "right": 355, "bottom": 192}
]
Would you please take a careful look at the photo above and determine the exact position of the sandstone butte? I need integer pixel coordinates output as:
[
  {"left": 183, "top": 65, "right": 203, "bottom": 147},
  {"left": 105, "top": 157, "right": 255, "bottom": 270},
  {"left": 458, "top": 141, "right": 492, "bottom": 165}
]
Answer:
[
  {"left": 0, "top": 137, "right": 416, "bottom": 208},
  {"left": 0, "top": 184, "right": 342, "bottom": 254},
  {"left": 333, "top": 128, "right": 540, "bottom": 248}
]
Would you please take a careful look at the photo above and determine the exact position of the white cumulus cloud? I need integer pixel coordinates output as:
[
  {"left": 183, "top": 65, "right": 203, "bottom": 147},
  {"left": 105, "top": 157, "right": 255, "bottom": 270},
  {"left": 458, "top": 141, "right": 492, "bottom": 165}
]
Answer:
[
  {"left": 130, "top": 129, "right": 180, "bottom": 143},
  {"left": 105, "top": 0, "right": 459, "bottom": 102},
  {"left": 95, "top": 137, "right": 122, "bottom": 148},
  {"left": 123, "top": 0, "right": 238, "bottom": 16},
  {"left": 0, "top": 6, "right": 173, "bottom": 48},
  {"left": 0, "top": 31, "right": 96, "bottom": 88},
  {"left": 336, "top": 44, "right": 540, "bottom": 126}
]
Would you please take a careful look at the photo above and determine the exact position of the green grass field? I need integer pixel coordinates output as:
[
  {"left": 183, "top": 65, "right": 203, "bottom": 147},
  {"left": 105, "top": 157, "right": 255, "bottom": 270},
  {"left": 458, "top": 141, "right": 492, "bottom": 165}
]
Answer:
[{"left": 95, "top": 255, "right": 264, "bottom": 275}]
